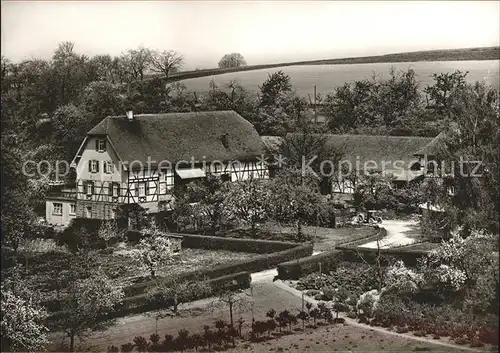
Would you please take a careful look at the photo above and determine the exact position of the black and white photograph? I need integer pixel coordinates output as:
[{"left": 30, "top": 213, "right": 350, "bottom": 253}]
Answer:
[{"left": 1, "top": 1, "right": 499, "bottom": 352}]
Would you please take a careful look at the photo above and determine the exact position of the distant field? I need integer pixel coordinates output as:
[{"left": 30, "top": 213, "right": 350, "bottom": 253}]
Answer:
[{"left": 180, "top": 59, "right": 500, "bottom": 97}]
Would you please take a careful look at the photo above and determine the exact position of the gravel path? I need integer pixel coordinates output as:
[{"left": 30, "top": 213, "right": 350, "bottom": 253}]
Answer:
[{"left": 359, "top": 220, "right": 423, "bottom": 249}]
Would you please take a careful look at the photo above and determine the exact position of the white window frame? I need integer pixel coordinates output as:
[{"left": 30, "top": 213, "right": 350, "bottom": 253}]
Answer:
[
  {"left": 90, "top": 160, "right": 99, "bottom": 173},
  {"left": 86, "top": 182, "right": 94, "bottom": 195},
  {"left": 85, "top": 206, "right": 92, "bottom": 218},
  {"left": 69, "top": 204, "right": 76, "bottom": 215},
  {"left": 112, "top": 183, "right": 119, "bottom": 197},
  {"left": 104, "top": 161, "right": 114, "bottom": 174},
  {"left": 98, "top": 139, "right": 106, "bottom": 152},
  {"left": 138, "top": 182, "right": 146, "bottom": 197},
  {"left": 53, "top": 203, "right": 62, "bottom": 215}
]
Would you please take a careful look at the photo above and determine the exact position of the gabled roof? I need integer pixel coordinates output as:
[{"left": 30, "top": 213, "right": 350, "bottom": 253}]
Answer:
[
  {"left": 320, "top": 134, "right": 434, "bottom": 167},
  {"left": 85, "top": 111, "right": 265, "bottom": 164},
  {"left": 414, "top": 131, "right": 448, "bottom": 157},
  {"left": 281, "top": 133, "right": 434, "bottom": 171}
]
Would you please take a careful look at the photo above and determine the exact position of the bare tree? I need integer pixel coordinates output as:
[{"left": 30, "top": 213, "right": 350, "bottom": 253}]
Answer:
[
  {"left": 149, "top": 50, "right": 184, "bottom": 78},
  {"left": 122, "top": 46, "right": 152, "bottom": 81},
  {"left": 207, "top": 290, "right": 253, "bottom": 328}
]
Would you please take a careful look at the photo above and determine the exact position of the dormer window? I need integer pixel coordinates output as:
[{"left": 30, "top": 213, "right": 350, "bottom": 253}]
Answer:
[{"left": 96, "top": 139, "right": 106, "bottom": 152}]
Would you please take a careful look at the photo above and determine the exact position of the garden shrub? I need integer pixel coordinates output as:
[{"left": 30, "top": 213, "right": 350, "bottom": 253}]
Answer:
[
  {"left": 57, "top": 218, "right": 105, "bottom": 252},
  {"left": 125, "top": 230, "right": 142, "bottom": 242},
  {"left": 294, "top": 262, "right": 379, "bottom": 298},
  {"left": 372, "top": 293, "right": 413, "bottom": 327},
  {"left": 356, "top": 290, "right": 380, "bottom": 318}
]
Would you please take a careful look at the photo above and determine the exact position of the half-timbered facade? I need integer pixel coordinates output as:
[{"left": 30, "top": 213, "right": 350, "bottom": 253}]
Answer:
[{"left": 45, "top": 110, "right": 269, "bottom": 225}]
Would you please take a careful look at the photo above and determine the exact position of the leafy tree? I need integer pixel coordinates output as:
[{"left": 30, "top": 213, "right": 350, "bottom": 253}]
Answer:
[
  {"left": 133, "top": 234, "right": 173, "bottom": 278},
  {"left": 323, "top": 80, "right": 372, "bottom": 132},
  {"left": 57, "top": 269, "right": 124, "bottom": 351},
  {"left": 50, "top": 103, "right": 91, "bottom": 160},
  {"left": 422, "top": 81, "right": 499, "bottom": 234},
  {"left": 259, "top": 70, "right": 292, "bottom": 107},
  {"left": 80, "top": 81, "right": 124, "bottom": 126},
  {"left": 0, "top": 134, "right": 38, "bottom": 254},
  {"left": 424, "top": 70, "right": 468, "bottom": 119},
  {"left": 352, "top": 170, "right": 395, "bottom": 211},
  {"left": 218, "top": 53, "right": 247, "bottom": 69},
  {"left": 266, "top": 168, "right": 323, "bottom": 240},
  {"left": 226, "top": 176, "right": 268, "bottom": 236},
  {"left": 0, "top": 289, "right": 49, "bottom": 352},
  {"left": 188, "top": 174, "right": 230, "bottom": 235},
  {"left": 149, "top": 49, "right": 184, "bottom": 78}
]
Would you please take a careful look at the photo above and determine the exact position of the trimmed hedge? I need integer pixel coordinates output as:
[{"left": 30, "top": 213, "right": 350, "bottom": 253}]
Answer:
[
  {"left": 118, "top": 271, "right": 251, "bottom": 316},
  {"left": 277, "top": 250, "right": 344, "bottom": 280},
  {"left": 335, "top": 226, "right": 386, "bottom": 247},
  {"left": 179, "top": 233, "right": 299, "bottom": 253},
  {"left": 124, "top": 243, "right": 313, "bottom": 297}
]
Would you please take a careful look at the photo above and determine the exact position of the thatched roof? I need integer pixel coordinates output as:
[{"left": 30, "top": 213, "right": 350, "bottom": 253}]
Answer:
[
  {"left": 414, "top": 131, "right": 448, "bottom": 157},
  {"left": 319, "top": 134, "right": 434, "bottom": 168},
  {"left": 87, "top": 111, "right": 265, "bottom": 164}
]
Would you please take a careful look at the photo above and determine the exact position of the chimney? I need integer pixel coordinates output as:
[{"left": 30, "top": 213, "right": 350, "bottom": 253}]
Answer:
[{"left": 126, "top": 110, "right": 134, "bottom": 121}]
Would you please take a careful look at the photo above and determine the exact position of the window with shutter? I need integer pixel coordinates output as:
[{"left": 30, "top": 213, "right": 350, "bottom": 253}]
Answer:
[{"left": 97, "top": 139, "right": 106, "bottom": 152}]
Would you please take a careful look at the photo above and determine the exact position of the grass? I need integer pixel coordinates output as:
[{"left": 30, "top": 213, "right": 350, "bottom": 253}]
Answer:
[
  {"left": 219, "top": 222, "right": 378, "bottom": 252},
  {"left": 140, "top": 46, "right": 499, "bottom": 84}
]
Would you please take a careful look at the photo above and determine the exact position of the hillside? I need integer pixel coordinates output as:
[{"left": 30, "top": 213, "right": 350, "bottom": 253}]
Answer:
[{"left": 162, "top": 46, "right": 499, "bottom": 83}]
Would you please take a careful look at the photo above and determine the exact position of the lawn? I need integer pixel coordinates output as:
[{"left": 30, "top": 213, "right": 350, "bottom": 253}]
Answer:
[{"left": 221, "top": 222, "right": 377, "bottom": 252}]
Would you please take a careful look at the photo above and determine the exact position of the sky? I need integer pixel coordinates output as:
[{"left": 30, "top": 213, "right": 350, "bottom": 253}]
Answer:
[{"left": 1, "top": 1, "right": 499, "bottom": 70}]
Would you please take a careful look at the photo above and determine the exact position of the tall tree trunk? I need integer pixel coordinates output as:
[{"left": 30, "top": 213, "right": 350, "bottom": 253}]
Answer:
[
  {"left": 229, "top": 303, "right": 234, "bottom": 328},
  {"left": 70, "top": 332, "right": 75, "bottom": 352}
]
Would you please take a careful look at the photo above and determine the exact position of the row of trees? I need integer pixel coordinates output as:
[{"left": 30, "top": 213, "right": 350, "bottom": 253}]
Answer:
[{"left": 109, "top": 302, "right": 342, "bottom": 353}]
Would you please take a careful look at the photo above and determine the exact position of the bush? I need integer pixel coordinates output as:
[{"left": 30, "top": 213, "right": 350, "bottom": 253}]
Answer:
[
  {"left": 126, "top": 230, "right": 142, "bottom": 242},
  {"left": 57, "top": 218, "right": 104, "bottom": 252},
  {"left": 294, "top": 262, "right": 379, "bottom": 298},
  {"left": 370, "top": 293, "right": 410, "bottom": 326}
]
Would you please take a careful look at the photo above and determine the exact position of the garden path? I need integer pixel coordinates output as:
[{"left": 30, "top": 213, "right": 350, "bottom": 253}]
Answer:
[{"left": 359, "top": 220, "right": 423, "bottom": 249}]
